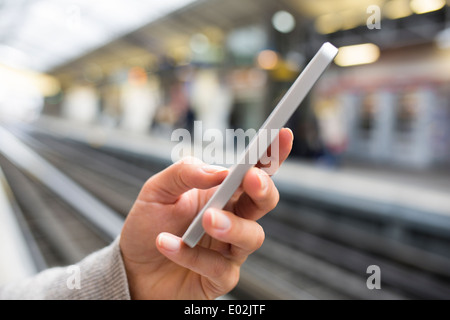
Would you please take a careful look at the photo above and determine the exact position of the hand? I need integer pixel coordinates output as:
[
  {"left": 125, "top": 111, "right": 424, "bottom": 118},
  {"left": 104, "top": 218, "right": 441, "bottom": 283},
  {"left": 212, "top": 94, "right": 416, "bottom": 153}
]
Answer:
[{"left": 119, "top": 128, "right": 294, "bottom": 299}]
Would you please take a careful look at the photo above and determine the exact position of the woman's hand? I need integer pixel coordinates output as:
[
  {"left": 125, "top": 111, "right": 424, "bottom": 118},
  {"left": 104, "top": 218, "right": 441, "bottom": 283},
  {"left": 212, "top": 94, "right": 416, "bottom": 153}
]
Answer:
[{"left": 119, "top": 128, "right": 293, "bottom": 299}]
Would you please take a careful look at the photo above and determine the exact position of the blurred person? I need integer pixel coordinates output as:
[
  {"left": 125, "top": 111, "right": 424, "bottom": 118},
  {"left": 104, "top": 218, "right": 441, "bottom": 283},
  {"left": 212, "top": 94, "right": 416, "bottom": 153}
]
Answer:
[
  {"left": 169, "top": 80, "right": 195, "bottom": 133},
  {"left": 190, "top": 69, "right": 233, "bottom": 133},
  {"left": 99, "top": 84, "right": 122, "bottom": 128},
  {"left": 314, "top": 96, "right": 347, "bottom": 167},
  {"left": 120, "top": 68, "right": 160, "bottom": 133},
  {"left": 62, "top": 85, "right": 99, "bottom": 124},
  {"left": 0, "top": 129, "right": 293, "bottom": 300}
]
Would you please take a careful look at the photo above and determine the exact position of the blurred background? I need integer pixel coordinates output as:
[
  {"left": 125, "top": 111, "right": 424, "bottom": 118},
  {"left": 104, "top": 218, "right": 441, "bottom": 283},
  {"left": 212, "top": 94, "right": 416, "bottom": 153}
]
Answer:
[{"left": 0, "top": 0, "right": 450, "bottom": 299}]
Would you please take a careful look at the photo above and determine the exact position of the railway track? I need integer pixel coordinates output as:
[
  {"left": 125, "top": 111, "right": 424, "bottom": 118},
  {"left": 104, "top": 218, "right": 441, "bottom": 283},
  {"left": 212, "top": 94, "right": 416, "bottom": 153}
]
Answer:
[
  {"left": 0, "top": 154, "right": 109, "bottom": 268},
  {"left": 1, "top": 124, "right": 450, "bottom": 299}
]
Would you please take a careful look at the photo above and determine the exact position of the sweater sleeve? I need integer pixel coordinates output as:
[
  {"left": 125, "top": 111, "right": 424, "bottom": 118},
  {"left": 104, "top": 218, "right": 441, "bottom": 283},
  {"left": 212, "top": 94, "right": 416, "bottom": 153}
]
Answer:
[{"left": 0, "top": 237, "right": 131, "bottom": 300}]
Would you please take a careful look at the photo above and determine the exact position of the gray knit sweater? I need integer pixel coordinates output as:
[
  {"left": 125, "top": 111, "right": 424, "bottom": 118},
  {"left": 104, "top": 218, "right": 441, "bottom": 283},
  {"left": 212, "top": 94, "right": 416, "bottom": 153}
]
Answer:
[{"left": 0, "top": 238, "right": 131, "bottom": 300}]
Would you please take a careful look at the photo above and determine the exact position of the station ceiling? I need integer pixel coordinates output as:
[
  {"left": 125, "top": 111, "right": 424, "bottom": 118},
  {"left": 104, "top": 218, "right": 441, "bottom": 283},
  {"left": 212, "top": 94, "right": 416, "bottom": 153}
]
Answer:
[
  {"left": 0, "top": 0, "right": 198, "bottom": 72},
  {"left": 48, "top": 0, "right": 387, "bottom": 75},
  {"left": 0, "top": 0, "right": 446, "bottom": 75}
]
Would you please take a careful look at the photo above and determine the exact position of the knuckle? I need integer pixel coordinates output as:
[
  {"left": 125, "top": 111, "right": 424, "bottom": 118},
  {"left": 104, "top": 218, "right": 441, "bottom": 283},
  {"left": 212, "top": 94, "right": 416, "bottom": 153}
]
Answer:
[
  {"left": 219, "top": 265, "right": 240, "bottom": 294},
  {"left": 270, "top": 187, "right": 280, "bottom": 209},
  {"left": 187, "top": 248, "right": 201, "bottom": 270},
  {"left": 254, "top": 224, "right": 265, "bottom": 249},
  {"left": 263, "top": 187, "right": 279, "bottom": 212},
  {"left": 210, "top": 257, "right": 231, "bottom": 279},
  {"left": 204, "top": 265, "right": 240, "bottom": 299},
  {"left": 227, "top": 267, "right": 240, "bottom": 291},
  {"left": 174, "top": 169, "right": 191, "bottom": 191},
  {"left": 179, "top": 155, "right": 203, "bottom": 166},
  {"left": 272, "top": 188, "right": 280, "bottom": 208},
  {"left": 141, "top": 175, "right": 157, "bottom": 195}
]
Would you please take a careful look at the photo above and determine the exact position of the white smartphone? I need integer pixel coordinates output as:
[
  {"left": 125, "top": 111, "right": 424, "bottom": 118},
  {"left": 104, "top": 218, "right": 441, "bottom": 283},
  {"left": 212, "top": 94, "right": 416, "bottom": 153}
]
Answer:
[{"left": 182, "top": 42, "right": 338, "bottom": 248}]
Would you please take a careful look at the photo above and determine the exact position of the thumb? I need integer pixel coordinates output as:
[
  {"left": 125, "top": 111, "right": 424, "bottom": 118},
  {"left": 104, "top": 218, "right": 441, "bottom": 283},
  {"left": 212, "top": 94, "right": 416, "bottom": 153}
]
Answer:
[{"left": 139, "top": 157, "right": 228, "bottom": 204}]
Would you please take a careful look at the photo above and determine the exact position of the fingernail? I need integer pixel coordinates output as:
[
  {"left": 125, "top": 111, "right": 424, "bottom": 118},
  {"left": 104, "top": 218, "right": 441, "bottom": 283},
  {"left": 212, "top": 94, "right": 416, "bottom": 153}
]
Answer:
[
  {"left": 158, "top": 233, "right": 181, "bottom": 252},
  {"left": 209, "top": 209, "right": 231, "bottom": 231},
  {"left": 201, "top": 165, "right": 228, "bottom": 174},
  {"left": 257, "top": 172, "right": 268, "bottom": 192}
]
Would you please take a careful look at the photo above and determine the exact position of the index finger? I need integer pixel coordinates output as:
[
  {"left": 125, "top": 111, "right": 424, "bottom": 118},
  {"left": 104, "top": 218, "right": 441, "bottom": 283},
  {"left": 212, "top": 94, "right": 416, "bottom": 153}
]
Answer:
[
  {"left": 224, "top": 128, "right": 293, "bottom": 219},
  {"left": 256, "top": 127, "right": 294, "bottom": 176},
  {"left": 226, "top": 127, "right": 293, "bottom": 207}
]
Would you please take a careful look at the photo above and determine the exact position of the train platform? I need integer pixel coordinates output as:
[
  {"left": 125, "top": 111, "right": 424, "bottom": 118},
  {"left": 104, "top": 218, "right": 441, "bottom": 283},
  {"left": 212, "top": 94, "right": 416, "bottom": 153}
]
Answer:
[
  {"left": 1, "top": 114, "right": 440, "bottom": 265},
  {"left": 30, "top": 115, "right": 450, "bottom": 223},
  {"left": 1, "top": 116, "right": 450, "bottom": 299},
  {"left": 2, "top": 0, "right": 450, "bottom": 301},
  {"left": 0, "top": 165, "right": 38, "bottom": 286}
]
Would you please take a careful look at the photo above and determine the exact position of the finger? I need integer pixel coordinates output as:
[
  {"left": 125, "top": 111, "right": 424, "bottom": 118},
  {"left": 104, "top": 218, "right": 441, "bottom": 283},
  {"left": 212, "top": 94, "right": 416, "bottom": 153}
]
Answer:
[
  {"left": 140, "top": 156, "right": 228, "bottom": 204},
  {"left": 203, "top": 208, "right": 265, "bottom": 260},
  {"left": 232, "top": 167, "right": 279, "bottom": 221},
  {"left": 223, "top": 128, "right": 292, "bottom": 211},
  {"left": 156, "top": 232, "right": 239, "bottom": 295},
  {"left": 257, "top": 127, "right": 294, "bottom": 176}
]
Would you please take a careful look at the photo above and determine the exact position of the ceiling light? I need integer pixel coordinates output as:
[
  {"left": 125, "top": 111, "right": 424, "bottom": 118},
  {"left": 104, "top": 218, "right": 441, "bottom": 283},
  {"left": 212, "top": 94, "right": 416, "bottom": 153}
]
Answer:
[
  {"left": 190, "top": 33, "right": 210, "bottom": 54},
  {"left": 272, "top": 11, "right": 296, "bottom": 34},
  {"left": 334, "top": 43, "right": 380, "bottom": 67},
  {"left": 410, "top": 0, "right": 446, "bottom": 14},
  {"left": 257, "top": 50, "right": 279, "bottom": 70}
]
